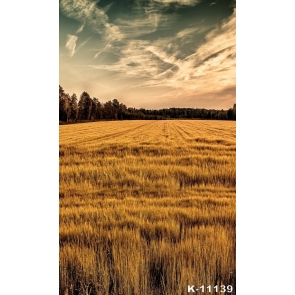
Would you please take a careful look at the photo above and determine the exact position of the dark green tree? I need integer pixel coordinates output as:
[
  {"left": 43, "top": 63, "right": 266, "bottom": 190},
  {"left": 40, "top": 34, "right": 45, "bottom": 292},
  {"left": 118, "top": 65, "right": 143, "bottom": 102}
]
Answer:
[
  {"left": 103, "top": 101, "right": 114, "bottom": 120},
  {"left": 70, "top": 93, "right": 78, "bottom": 122},
  {"left": 78, "top": 91, "right": 93, "bottom": 120},
  {"left": 59, "top": 85, "right": 71, "bottom": 122}
]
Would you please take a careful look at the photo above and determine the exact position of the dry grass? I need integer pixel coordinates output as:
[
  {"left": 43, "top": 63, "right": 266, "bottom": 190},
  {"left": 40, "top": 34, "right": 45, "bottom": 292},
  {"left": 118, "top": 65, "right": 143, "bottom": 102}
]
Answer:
[{"left": 59, "top": 120, "right": 236, "bottom": 295}]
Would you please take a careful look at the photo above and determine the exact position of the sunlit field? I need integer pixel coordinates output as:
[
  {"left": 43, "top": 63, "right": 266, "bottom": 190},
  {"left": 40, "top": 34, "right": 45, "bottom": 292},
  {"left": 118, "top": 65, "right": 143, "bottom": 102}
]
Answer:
[{"left": 59, "top": 120, "right": 236, "bottom": 295}]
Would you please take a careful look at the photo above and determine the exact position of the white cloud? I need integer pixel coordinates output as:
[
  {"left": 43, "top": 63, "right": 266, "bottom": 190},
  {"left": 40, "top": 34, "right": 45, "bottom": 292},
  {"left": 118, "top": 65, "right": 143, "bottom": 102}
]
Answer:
[
  {"left": 90, "top": 40, "right": 160, "bottom": 78},
  {"left": 102, "top": 2, "right": 114, "bottom": 13},
  {"left": 61, "top": 0, "right": 235, "bottom": 106},
  {"left": 114, "top": 14, "right": 161, "bottom": 39},
  {"left": 76, "top": 22, "right": 85, "bottom": 34},
  {"left": 104, "top": 23, "right": 123, "bottom": 41},
  {"left": 60, "top": 0, "right": 122, "bottom": 41},
  {"left": 128, "top": 8, "right": 236, "bottom": 100},
  {"left": 60, "top": 0, "right": 183, "bottom": 42},
  {"left": 76, "top": 37, "right": 92, "bottom": 52},
  {"left": 176, "top": 26, "right": 209, "bottom": 39},
  {"left": 146, "top": 46, "right": 179, "bottom": 68},
  {"left": 65, "top": 35, "right": 78, "bottom": 57},
  {"left": 89, "top": 4, "right": 235, "bottom": 98},
  {"left": 153, "top": 0, "right": 200, "bottom": 6},
  {"left": 197, "top": 9, "right": 236, "bottom": 61}
]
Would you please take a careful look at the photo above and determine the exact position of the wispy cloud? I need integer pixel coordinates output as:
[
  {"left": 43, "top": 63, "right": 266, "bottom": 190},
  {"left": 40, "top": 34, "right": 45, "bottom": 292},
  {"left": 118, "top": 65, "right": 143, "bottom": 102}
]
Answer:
[
  {"left": 210, "top": 0, "right": 219, "bottom": 6},
  {"left": 60, "top": 0, "right": 122, "bottom": 41},
  {"left": 176, "top": 26, "right": 209, "bottom": 40},
  {"left": 60, "top": 0, "right": 186, "bottom": 42},
  {"left": 102, "top": 2, "right": 114, "bottom": 12},
  {"left": 76, "top": 22, "right": 85, "bottom": 34},
  {"left": 114, "top": 13, "right": 161, "bottom": 38},
  {"left": 153, "top": 0, "right": 200, "bottom": 6},
  {"left": 60, "top": 0, "right": 235, "bottom": 108},
  {"left": 65, "top": 34, "right": 78, "bottom": 57},
  {"left": 76, "top": 37, "right": 92, "bottom": 52},
  {"left": 90, "top": 40, "right": 160, "bottom": 78},
  {"left": 126, "top": 8, "right": 236, "bottom": 101}
]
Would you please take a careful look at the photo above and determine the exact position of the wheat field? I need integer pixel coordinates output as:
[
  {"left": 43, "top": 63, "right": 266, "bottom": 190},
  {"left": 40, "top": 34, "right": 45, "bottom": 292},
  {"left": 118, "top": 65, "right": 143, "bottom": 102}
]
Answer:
[{"left": 59, "top": 120, "right": 236, "bottom": 295}]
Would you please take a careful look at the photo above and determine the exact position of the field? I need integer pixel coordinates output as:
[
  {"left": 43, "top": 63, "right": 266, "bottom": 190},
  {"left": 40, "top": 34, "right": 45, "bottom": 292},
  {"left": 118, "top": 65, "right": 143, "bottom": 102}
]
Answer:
[{"left": 59, "top": 120, "right": 236, "bottom": 295}]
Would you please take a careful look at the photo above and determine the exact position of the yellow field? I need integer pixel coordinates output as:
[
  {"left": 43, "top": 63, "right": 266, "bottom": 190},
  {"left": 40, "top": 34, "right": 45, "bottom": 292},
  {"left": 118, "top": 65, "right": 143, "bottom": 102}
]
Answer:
[{"left": 59, "top": 120, "right": 236, "bottom": 295}]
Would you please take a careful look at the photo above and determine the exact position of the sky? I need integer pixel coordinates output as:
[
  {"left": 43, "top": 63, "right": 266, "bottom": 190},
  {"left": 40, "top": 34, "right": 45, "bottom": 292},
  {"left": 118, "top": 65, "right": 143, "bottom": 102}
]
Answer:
[{"left": 59, "top": 0, "right": 236, "bottom": 109}]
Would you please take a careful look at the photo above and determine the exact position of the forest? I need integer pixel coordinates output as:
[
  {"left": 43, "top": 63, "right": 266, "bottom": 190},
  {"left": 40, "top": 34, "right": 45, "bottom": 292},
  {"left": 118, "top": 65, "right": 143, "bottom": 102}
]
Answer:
[{"left": 59, "top": 85, "right": 236, "bottom": 123}]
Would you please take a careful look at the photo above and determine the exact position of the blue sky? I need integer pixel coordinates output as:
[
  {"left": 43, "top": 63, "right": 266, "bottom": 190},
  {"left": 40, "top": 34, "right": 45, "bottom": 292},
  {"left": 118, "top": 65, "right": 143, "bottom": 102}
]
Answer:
[{"left": 59, "top": 0, "right": 236, "bottom": 109}]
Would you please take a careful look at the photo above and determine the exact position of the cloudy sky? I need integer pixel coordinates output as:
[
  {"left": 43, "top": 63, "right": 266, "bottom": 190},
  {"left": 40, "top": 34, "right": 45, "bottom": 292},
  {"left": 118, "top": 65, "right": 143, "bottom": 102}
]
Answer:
[{"left": 59, "top": 0, "right": 236, "bottom": 109}]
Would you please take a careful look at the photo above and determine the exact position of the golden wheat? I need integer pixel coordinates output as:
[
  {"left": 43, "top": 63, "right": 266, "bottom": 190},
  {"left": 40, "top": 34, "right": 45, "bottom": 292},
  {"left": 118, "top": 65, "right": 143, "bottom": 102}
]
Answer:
[{"left": 59, "top": 120, "right": 236, "bottom": 295}]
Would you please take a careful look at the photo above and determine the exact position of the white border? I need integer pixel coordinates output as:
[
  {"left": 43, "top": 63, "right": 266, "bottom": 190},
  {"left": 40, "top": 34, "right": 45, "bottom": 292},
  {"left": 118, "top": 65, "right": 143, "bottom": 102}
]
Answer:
[
  {"left": 237, "top": 1, "right": 295, "bottom": 294},
  {"left": 0, "top": 1, "right": 58, "bottom": 294}
]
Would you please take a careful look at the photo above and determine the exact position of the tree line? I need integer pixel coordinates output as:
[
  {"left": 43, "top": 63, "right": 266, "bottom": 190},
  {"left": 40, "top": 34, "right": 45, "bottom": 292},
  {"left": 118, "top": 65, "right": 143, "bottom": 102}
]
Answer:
[{"left": 59, "top": 85, "right": 236, "bottom": 123}]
